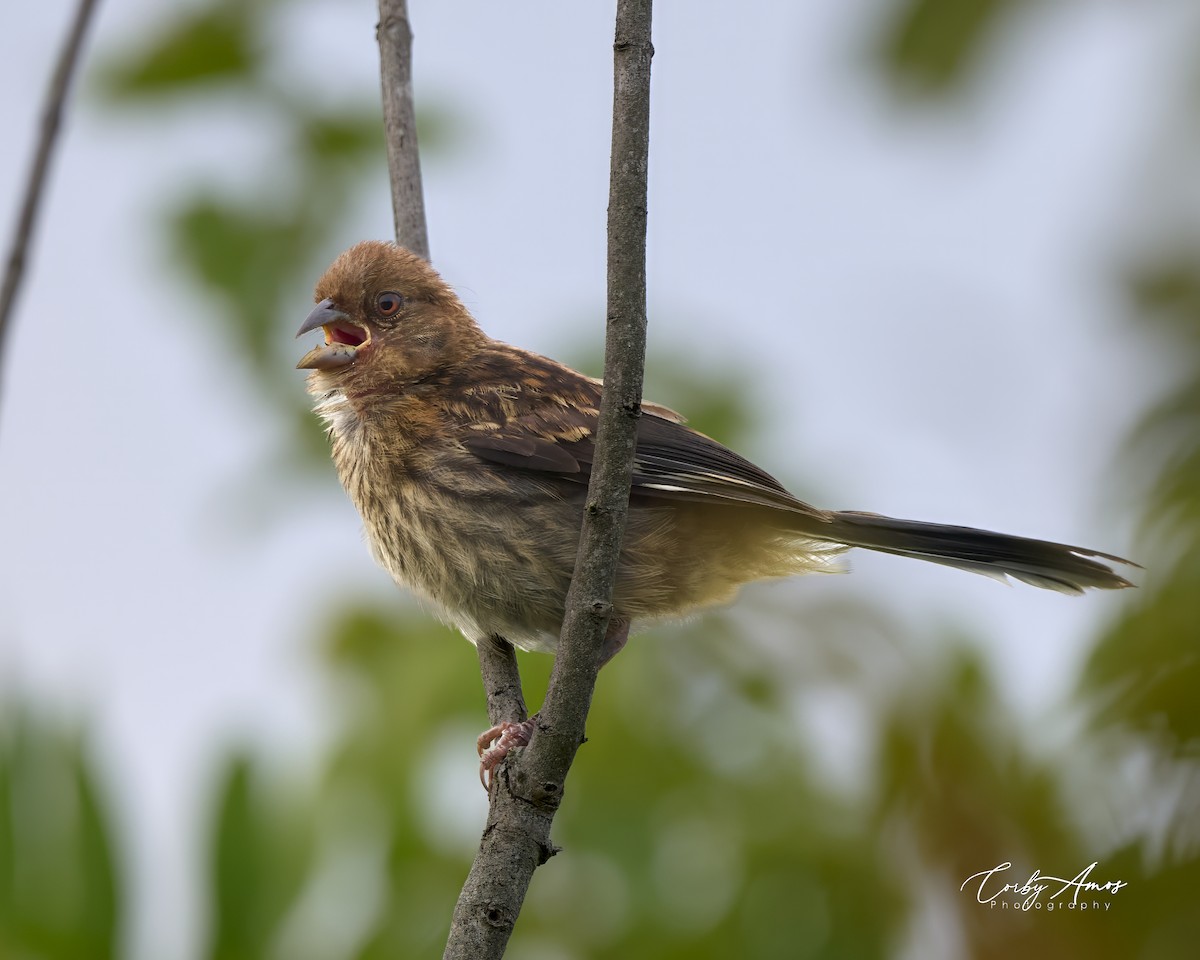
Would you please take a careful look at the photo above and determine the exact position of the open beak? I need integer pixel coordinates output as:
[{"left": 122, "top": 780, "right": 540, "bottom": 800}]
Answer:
[{"left": 296, "top": 298, "right": 371, "bottom": 370}]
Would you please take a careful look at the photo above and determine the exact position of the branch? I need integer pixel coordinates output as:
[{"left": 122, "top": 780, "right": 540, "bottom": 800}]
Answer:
[
  {"left": 443, "top": 1, "right": 654, "bottom": 956},
  {"left": 376, "top": 0, "right": 430, "bottom": 259},
  {"left": 375, "top": 6, "right": 538, "bottom": 947},
  {"left": 0, "top": 0, "right": 101, "bottom": 420},
  {"left": 476, "top": 636, "right": 527, "bottom": 728},
  {"left": 378, "top": 1, "right": 523, "bottom": 730}
]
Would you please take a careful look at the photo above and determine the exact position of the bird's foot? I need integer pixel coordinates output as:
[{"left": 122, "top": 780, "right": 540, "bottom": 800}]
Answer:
[{"left": 477, "top": 716, "right": 536, "bottom": 791}]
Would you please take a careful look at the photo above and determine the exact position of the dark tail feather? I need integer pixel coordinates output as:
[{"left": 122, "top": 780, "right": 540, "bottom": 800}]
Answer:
[{"left": 817, "top": 511, "right": 1136, "bottom": 595}]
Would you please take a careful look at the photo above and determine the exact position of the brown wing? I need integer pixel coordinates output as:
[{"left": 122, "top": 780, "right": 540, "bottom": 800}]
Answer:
[
  {"left": 445, "top": 346, "right": 1136, "bottom": 594},
  {"left": 452, "top": 347, "right": 827, "bottom": 517}
]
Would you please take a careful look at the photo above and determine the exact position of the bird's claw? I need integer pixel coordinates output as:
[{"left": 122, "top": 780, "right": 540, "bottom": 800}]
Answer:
[{"left": 477, "top": 718, "right": 535, "bottom": 792}]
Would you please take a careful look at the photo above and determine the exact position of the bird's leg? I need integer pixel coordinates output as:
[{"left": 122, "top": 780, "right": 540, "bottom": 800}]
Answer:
[
  {"left": 477, "top": 617, "right": 631, "bottom": 791},
  {"left": 597, "top": 617, "right": 630, "bottom": 668}
]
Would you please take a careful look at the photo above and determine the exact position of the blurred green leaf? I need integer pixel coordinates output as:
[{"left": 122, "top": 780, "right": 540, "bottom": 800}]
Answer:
[
  {"left": 69, "top": 740, "right": 123, "bottom": 956},
  {"left": 0, "top": 709, "right": 121, "bottom": 960},
  {"left": 878, "top": 645, "right": 1073, "bottom": 866},
  {"left": 1129, "top": 258, "right": 1200, "bottom": 341},
  {"left": 299, "top": 109, "right": 387, "bottom": 172},
  {"left": 170, "top": 195, "right": 319, "bottom": 369},
  {"left": 1083, "top": 552, "right": 1200, "bottom": 742},
  {"left": 94, "top": 0, "right": 274, "bottom": 99},
  {"left": 876, "top": 0, "right": 1033, "bottom": 96},
  {"left": 1082, "top": 246, "right": 1200, "bottom": 752},
  {"left": 207, "top": 753, "right": 313, "bottom": 960}
]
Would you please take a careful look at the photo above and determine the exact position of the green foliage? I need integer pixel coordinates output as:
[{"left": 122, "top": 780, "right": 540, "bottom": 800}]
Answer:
[
  {"left": 93, "top": 0, "right": 274, "bottom": 98},
  {"left": 300, "top": 111, "right": 389, "bottom": 173},
  {"left": 174, "top": 198, "right": 320, "bottom": 367},
  {"left": 876, "top": 0, "right": 1034, "bottom": 96},
  {"left": 187, "top": 601, "right": 911, "bottom": 960},
  {"left": 878, "top": 647, "right": 1069, "bottom": 865},
  {"left": 206, "top": 754, "right": 315, "bottom": 960},
  {"left": 538, "top": 630, "right": 907, "bottom": 960},
  {"left": 1081, "top": 253, "right": 1200, "bottom": 744},
  {"left": 1084, "top": 558, "right": 1200, "bottom": 742},
  {"left": 1125, "top": 257, "right": 1200, "bottom": 541},
  {"left": 0, "top": 709, "right": 122, "bottom": 960}
]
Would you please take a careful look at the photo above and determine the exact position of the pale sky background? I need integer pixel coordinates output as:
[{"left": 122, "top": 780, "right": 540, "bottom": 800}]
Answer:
[{"left": 0, "top": 1, "right": 1181, "bottom": 957}]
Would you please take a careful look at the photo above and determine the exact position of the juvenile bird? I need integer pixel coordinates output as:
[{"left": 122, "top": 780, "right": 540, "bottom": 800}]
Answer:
[{"left": 298, "top": 241, "right": 1134, "bottom": 781}]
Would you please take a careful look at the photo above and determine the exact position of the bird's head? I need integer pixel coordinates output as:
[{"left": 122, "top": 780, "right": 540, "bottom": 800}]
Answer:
[{"left": 296, "top": 241, "right": 484, "bottom": 392}]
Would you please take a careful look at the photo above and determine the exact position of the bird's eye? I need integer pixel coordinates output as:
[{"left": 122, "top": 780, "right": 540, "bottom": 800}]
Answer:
[{"left": 375, "top": 291, "right": 405, "bottom": 318}]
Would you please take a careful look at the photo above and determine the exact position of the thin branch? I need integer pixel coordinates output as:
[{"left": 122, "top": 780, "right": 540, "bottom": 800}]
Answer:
[
  {"left": 376, "top": 0, "right": 430, "bottom": 259},
  {"left": 442, "top": 2, "right": 654, "bottom": 957},
  {"left": 0, "top": 0, "right": 102, "bottom": 418},
  {"left": 476, "top": 636, "right": 527, "bottom": 728}
]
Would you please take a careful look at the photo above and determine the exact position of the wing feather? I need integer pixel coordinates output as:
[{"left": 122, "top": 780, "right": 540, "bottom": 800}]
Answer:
[{"left": 452, "top": 358, "right": 822, "bottom": 516}]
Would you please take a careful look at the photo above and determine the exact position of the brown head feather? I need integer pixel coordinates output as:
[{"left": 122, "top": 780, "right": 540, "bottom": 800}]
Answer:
[
  {"left": 304, "top": 241, "right": 485, "bottom": 398},
  {"left": 314, "top": 240, "right": 463, "bottom": 314}
]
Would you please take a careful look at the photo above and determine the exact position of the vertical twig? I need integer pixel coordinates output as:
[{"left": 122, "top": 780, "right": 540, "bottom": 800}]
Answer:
[
  {"left": 442, "top": 2, "right": 654, "bottom": 957},
  {"left": 377, "top": 0, "right": 524, "bottom": 726},
  {"left": 0, "top": 0, "right": 102, "bottom": 418},
  {"left": 376, "top": 0, "right": 430, "bottom": 259},
  {"left": 476, "top": 636, "right": 527, "bottom": 728},
  {"left": 531, "top": 0, "right": 654, "bottom": 769}
]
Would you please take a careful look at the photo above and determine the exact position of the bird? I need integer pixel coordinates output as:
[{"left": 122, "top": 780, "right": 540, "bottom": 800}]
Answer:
[{"left": 297, "top": 240, "right": 1135, "bottom": 785}]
